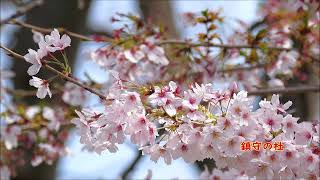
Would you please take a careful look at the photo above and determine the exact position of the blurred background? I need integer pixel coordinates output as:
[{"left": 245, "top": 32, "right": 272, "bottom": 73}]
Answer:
[{"left": 2, "top": 0, "right": 316, "bottom": 179}]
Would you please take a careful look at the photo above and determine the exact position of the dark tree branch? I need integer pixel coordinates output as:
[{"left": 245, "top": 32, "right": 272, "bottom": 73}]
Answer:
[
  {"left": 248, "top": 85, "right": 320, "bottom": 96},
  {"left": 0, "top": 45, "right": 108, "bottom": 100},
  {"left": 121, "top": 151, "right": 143, "bottom": 180},
  {"left": 7, "top": 20, "right": 113, "bottom": 42},
  {"left": 157, "top": 40, "right": 291, "bottom": 51},
  {"left": 0, "top": 0, "right": 43, "bottom": 25}
]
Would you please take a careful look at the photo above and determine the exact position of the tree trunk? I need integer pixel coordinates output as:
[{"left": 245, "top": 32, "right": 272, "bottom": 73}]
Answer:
[{"left": 138, "top": 0, "right": 179, "bottom": 39}]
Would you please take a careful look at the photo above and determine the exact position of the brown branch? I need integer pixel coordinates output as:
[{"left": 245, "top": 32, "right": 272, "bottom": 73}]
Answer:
[
  {"left": 7, "top": 20, "right": 113, "bottom": 42},
  {"left": 5, "top": 88, "right": 59, "bottom": 97},
  {"left": 248, "top": 85, "right": 320, "bottom": 96},
  {"left": 2, "top": 45, "right": 319, "bottom": 99},
  {"left": 157, "top": 40, "right": 291, "bottom": 51},
  {"left": 0, "top": 0, "right": 43, "bottom": 25},
  {"left": 217, "top": 63, "right": 265, "bottom": 73},
  {"left": 0, "top": 44, "right": 108, "bottom": 100},
  {"left": 5, "top": 20, "right": 292, "bottom": 52},
  {"left": 121, "top": 151, "right": 143, "bottom": 180}
]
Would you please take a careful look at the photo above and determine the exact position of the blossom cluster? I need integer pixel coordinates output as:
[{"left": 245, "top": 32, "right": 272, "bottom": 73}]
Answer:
[
  {"left": 90, "top": 36, "right": 168, "bottom": 84},
  {"left": 72, "top": 78, "right": 157, "bottom": 153},
  {"left": 73, "top": 80, "right": 319, "bottom": 179},
  {"left": 0, "top": 105, "right": 71, "bottom": 178},
  {"left": 24, "top": 29, "right": 71, "bottom": 99}
]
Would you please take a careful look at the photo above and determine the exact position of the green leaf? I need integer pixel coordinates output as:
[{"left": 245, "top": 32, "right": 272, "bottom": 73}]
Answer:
[
  {"left": 239, "top": 50, "right": 247, "bottom": 57},
  {"left": 201, "top": 9, "right": 209, "bottom": 17}
]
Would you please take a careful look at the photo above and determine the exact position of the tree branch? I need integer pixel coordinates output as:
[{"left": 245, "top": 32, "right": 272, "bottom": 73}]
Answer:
[
  {"left": 7, "top": 20, "right": 113, "bottom": 42},
  {"left": 0, "top": 0, "right": 43, "bottom": 25},
  {"left": 0, "top": 44, "right": 108, "bottom": 100},
  {"left": 5, "top": 87, "right": 59, "bottom": 97},
  {"left": 248, "top": 85, "right": 320, "bottom": 96},
  {"left": 5, "top": 20, "right": 293, "bottom": 51},
  {"left": 217, "top": 63, "right": 265, "bottom": 73},
  {"left": 157, "top": 40, "right": 292, "bottom": 51},
  {"left": 2, "top": 44, "right": 319, "bottom": 99},
  {"left": 121, "top": 151, "right": 143, "bottom": 180}
]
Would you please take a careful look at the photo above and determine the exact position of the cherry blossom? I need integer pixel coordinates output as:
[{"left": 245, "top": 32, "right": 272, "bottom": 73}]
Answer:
[
  {"left": 0, "top": 125, "right": 21, "bottom": 150},
  {"left": 29, "top": 76, "right": 52, "bottom": 99},
  {"left": 140, "top": 43, "right": 169, "bottom": 65},
  {"left": 24, "top": 49, "right": 42, "bottom": 76},
  {"left": 43, "top": 107, "right": 64, "bottom": 131},
  {"left": 149, "top": 86, "right": 175, "bottom": 106},
  {"left": 294, "top": 122, "right": 314, "bottom": 145},
  {"left": 142, "top": 144, "right": 172, "bottom": 164},
  {"left": 44, "top": 29, "right": 71, "bottom": 52},
  {"left": 124, "top": 48, "right": 144, "bottom": 63},
  {"left": 32, "top": 30, "right": 44, "bottom": 43},
  {"left": 62, "top": 82, "right": 87, "bottom": 106}
]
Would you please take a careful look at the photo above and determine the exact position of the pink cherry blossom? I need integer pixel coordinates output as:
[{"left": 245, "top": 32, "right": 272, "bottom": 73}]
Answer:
[
  {"left": 182, "top": 90, "right": 202, "bottom": 110},
  {"left": 142, "top": 144, "right": 172, "bottom": 164},
  {"left": 24, "top": 49, "right": 42, "bottom": 76},
  {"left": 45, "top": 29, "right": 71, "bottom": 52},
  {"left": 282, "top": 114, "right": 298, "bottom": 139},
  {"left": 261, "top": 111, "right": 282, "bottom": 132},
  {"left": 0, "top": 125, "right": 21, "bottom": 150},
  {"left": 140, "top": 44, "right": 169, "bottom": 65},
  {"left": 29, "top": 76, "right": 52, "bottom": 99},
  {"left": 295, "top": 122, "right": 313, "bottom": 145},
  {"left": 124, "top": 48, "right": 144, "bottom": 63},
  {"left": 149, "top": 86, "right": 175, "bottom": 106},
  {"left": 62, "top": 82, "right": 87, "bottom": 106}
]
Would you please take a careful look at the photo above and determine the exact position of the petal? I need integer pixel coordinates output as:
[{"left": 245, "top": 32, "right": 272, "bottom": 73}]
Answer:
[
  {"left": 36, "top": 86, "right": 48, "bottom": 99},
  {"left": 61, "top": 34, "right": 71, "bottom": 47},
  {"left": 24, "top": 49, "right": 38, "bottom": 64},
  {"left": 32, "top": 30, "right": 44, "bottom": 43},
  {"left": 124, "top": 50, "right": 138, "bottom": 63},
  {"left": 47, "top": 86, "right": 52, "bottom": 98},
  {"left": 147, "top": 52, "right": 158, "bottom": 62},
  {"left": 27, "top": 64, "right": 41, "bottom": 76},
  {"left": 271, "top": 94, "right": 280, "bottom": 105},
  {"left": 45, "top": 35, "right": 54, "bottom": 44},
  {"left": 51, "top": 29, "right": 60, "bottom": 39},
  {"left": 29, "top": 76, "right": 42, "bottom": 87},
  {"left": 169, "top": 81, "right": 177, "bottom": 92},
  {"left": 164, "top": 104, "right": 176, "bottom": 117},
  {"left": 159, "top": 57, "right": 169, "bottom": 65},
  {"left": 283, "top": 101, "right": 292, "bottom": 110},
  {"left": 43, "top": 107, "right": 54, "bottom": 120},
  {"left": 154, "top": 46, "right": 165, "bottom": 55},
  {"left": 135, "top": 51, "right": 145, "bottom": 60},
  {"left": 37, "top": 48, "right": 48, "bottom": 60}
]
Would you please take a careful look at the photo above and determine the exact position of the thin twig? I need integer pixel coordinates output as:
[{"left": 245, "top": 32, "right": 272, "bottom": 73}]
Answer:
[
  {"left": 217, "top": 63, "right": 265, "bottom": 73},
  {"left": 8, "top": 20, "right": 113, "bottom": 42},
  {"left": 0, "top": 44, "right": 107, "bottom": 100},
  {"left": 0, "top": 0, "right": 43, "bottom": 25},
  {"left": 1, "top": 45, "right": 319, "bottom": 99},
  {"left": 6, "top": 20, "right": 292, "bottom": 51},
  {"left": 5, "top": 88, "right": 59, "bottom": 97},
  {"left": 157, "top": 40, "right": 292, "bottom": 51},
  {"left": 248, "top": 85, "right": 320, "bottom": 96}
]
